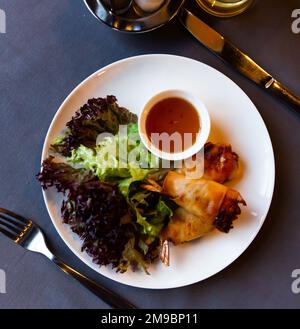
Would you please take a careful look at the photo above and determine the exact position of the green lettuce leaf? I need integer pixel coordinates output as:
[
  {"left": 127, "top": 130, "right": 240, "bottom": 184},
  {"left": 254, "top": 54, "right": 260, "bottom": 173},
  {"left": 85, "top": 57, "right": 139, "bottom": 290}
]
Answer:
[
  {"left": 68, "top": 123, "right": 159, "bottom": 195},
  {"left": 129, "top": 190, "right": 173, "bottom": 238},
  {"left": 119, "top": 238, "right": 150, "bottom": 274}
]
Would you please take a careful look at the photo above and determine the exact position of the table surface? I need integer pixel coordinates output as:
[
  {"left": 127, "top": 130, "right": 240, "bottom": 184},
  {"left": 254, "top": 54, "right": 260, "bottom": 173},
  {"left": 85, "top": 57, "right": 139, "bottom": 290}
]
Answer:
[{"left": 0, "top": 0, "right": 300, "bottom": 309}]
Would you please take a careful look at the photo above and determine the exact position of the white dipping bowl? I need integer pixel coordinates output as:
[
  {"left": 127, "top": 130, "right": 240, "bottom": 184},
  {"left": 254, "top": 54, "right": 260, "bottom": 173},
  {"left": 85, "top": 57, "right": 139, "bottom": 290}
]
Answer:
[{"left": 138, "top": 89, "right": 211, "bottom": 161}]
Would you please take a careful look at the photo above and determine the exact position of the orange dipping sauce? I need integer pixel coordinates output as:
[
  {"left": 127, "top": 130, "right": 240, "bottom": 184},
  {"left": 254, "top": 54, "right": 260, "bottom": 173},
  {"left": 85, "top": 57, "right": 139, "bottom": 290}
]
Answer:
[{"left": 145, "top": 97, "right": 200, "bottom": 153}]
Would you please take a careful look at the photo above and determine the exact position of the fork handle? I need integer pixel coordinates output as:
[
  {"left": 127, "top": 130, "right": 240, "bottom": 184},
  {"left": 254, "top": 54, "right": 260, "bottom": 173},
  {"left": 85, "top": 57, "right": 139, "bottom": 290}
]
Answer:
[{"left": 53, "top": 258, "right": 137, "bottom": 309}]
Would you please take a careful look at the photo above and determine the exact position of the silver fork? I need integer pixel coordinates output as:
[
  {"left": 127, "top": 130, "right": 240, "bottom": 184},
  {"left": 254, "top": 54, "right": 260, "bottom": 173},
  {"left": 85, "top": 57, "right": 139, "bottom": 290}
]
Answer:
[{"left": 0, "top": 207, "right": 136, "bottom": 309}]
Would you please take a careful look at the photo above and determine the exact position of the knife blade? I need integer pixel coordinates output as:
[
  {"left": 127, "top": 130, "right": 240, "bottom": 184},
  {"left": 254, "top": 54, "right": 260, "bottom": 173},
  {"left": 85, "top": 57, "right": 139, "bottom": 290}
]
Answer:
[{"left": 179, "top": 7, "right": 300, "bottom": 113}]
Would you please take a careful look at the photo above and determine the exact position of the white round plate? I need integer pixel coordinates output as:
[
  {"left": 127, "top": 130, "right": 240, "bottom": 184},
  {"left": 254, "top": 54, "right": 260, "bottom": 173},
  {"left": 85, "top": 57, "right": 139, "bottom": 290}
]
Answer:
[{"left": 42, "top": 54, "right": 275, "bottom": 289}]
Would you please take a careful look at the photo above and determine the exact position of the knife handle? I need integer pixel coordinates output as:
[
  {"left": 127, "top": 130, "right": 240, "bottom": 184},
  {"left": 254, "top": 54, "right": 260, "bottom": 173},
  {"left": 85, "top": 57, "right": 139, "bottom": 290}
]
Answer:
[{"left": 268, "top": 80, "right": 300, "bottom": 113}]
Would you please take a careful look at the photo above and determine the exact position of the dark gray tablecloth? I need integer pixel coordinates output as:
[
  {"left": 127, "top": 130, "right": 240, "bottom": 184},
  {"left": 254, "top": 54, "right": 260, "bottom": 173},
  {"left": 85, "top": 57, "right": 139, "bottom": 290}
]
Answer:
[{"left": 0, "top": 0, "right": 299, "bottom": 309}]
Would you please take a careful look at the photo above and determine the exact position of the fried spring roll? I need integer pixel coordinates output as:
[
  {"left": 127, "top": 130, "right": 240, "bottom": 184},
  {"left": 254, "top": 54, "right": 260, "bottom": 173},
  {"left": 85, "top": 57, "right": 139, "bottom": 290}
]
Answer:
[
  {"left": 179, "top": 142, "right": 239, "bottom": 183},
  {"left": 160, "top": 171, "right": 246, "bottom": 245}
]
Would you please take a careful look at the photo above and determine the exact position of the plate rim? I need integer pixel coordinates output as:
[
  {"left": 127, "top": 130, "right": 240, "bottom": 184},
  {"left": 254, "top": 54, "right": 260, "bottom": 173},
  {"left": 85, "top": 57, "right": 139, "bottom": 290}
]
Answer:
[{"left": 41, "top": 54, "right": 275, "bottom": 289}]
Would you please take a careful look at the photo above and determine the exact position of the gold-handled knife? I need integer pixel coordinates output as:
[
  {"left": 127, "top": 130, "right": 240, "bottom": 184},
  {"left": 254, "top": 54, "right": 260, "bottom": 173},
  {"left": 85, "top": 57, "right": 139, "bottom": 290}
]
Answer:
[{"left": 179, "top": 7, "right": 300, "bottom": 112}]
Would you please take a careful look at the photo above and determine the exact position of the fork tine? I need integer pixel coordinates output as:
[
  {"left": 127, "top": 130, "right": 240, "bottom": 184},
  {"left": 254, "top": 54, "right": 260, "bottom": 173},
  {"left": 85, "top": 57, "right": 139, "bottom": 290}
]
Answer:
[
  {"left": 0, "top": 213, "right": 27, "bottom": 230},
  {"left": 0, "top": 216, "right": 23, "bottom": 235},
  {"left": 0, "top": 225, "right": 18, "bottom": 241},
  {"left": 0, "top": 208, "right": 31, "bottom": 226}
]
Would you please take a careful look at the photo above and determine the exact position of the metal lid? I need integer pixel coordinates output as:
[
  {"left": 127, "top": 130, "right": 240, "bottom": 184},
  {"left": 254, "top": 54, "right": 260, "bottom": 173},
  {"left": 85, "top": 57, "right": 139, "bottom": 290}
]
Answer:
[{"left": 84, "top": 0, "right": 185, "bottom": 33}]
